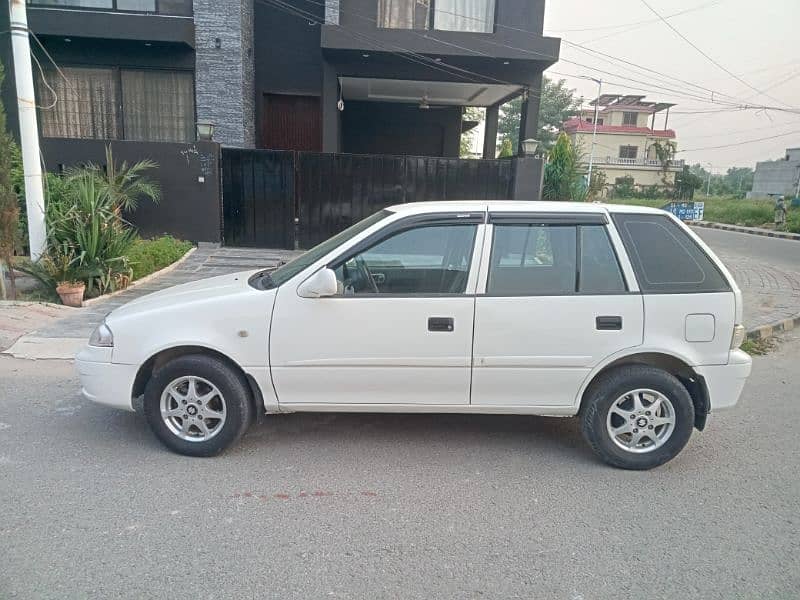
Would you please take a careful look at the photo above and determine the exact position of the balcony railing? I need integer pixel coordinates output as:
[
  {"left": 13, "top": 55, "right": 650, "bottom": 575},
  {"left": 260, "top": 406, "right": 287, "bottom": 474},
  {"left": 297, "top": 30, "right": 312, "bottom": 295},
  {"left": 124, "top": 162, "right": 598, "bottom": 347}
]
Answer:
[
  {"left": 599, "top": 157, "right": 685, "bottom": 168},
  {"left": 27, "top": 0, "right": 192, "bottom": 17}
]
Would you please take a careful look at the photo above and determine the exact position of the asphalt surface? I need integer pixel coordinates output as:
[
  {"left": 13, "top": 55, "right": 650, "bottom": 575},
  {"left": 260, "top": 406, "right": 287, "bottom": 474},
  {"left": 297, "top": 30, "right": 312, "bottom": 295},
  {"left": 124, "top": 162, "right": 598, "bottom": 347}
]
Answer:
[
  {"left": 693, "top": 226, "right": 800, "bottom": 273},
  {"left": 1, "top": 334, "right": 799, "bottom": 599}
]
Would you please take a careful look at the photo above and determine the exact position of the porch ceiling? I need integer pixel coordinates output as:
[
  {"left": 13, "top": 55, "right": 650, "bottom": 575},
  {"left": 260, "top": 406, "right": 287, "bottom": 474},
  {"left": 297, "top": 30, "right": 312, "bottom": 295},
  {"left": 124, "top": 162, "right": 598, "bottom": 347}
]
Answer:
[{"left": 339, "top": 77, "right": 523, "bottom": 108}]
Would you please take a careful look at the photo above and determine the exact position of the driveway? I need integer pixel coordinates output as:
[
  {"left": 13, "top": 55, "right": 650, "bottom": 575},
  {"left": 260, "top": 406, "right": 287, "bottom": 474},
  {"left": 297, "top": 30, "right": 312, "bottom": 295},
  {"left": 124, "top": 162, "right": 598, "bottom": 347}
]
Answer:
[{"left": 0, "top": 332, "right": 797, "bottom": 598}]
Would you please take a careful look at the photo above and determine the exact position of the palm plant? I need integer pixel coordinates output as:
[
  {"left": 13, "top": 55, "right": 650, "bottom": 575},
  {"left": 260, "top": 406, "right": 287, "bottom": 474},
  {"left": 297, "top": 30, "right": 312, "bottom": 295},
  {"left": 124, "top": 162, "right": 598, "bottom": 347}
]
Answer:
[{"left": 67, "top": 145, "right": 160, "bottom": 215}]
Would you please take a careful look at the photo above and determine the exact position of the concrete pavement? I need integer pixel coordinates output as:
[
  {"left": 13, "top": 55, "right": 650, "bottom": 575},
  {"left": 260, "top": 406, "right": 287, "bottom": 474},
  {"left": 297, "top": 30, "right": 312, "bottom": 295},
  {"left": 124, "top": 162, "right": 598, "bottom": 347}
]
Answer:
[{"left": 0, "top": 332, "right": 797, "bottom": 599}]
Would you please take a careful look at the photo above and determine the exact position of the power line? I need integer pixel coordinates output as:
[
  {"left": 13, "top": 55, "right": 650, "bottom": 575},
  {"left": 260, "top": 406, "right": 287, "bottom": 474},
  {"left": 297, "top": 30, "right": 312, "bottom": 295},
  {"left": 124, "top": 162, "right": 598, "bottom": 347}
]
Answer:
[
  {"left": 678, "top": 129, "right": 800, "bottom": 152},
  {"left": 638, "top": 0, "right": 796, "bottom": 110}
]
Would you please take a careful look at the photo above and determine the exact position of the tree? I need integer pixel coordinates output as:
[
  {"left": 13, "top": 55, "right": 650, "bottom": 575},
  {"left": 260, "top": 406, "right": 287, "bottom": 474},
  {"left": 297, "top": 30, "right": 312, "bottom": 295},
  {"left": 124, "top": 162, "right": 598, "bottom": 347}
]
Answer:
[
  {"left": 542, "top": 132, "right": 584, "bottom": 201},
  {"left": 497, "top": 138, "right": 514, "bottom": 158},
  {"left": 0, "top": 61, "right": 21, "bottom": 299},
  {"left": 459, "top": 107, "right": 485, "bottom": 158},
  {"left": 498, "top": 77, "right": 582, "bottom": 152},
  {"left": 688, "top": 163, "right": 754, "bottom": 197},
  {"left": 674, "top": 166, "right": 703, "bottom": 200}
]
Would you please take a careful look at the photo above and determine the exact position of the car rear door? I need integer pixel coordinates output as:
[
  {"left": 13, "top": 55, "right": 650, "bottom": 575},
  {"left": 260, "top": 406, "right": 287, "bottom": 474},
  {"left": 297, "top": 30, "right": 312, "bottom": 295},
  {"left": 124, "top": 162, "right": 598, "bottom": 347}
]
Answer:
[
  {"left": 471, "top": 211, "right": 644, "bottom": 408},
  {"left": 269, "top": 212, "right": 486, "bottom": 406}
]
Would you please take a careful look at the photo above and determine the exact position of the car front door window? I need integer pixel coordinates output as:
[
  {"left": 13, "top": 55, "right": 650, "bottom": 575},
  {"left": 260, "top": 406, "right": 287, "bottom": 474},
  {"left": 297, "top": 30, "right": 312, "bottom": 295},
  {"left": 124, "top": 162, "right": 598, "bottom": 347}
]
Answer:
[{"left": 334, "top": 224, "right": 478, "bottom": 295}]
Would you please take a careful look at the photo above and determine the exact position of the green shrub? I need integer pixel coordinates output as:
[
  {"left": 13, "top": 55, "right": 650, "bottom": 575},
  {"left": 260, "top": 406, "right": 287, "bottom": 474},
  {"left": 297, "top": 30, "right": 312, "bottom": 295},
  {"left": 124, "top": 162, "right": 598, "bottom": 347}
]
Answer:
[{"left": 128, "top": 236, "right": 192, "bottom": 281}]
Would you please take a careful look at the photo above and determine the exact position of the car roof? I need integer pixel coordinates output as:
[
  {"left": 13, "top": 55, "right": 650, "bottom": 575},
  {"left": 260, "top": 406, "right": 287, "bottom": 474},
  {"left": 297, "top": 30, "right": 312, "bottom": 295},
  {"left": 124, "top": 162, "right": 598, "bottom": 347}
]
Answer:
[{"left": 386, "top": 200, "right": 668, "bottom": 216}]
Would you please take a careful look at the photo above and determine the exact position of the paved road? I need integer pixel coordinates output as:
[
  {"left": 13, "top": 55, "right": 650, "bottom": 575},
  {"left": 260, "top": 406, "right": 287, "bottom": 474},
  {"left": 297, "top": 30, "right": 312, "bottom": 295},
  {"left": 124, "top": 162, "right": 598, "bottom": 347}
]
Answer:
[
  {"left": 693, "top": 227, "right": 800, "bottom": 328},
  {"left": 1, "top": 334, "right": 798, "bottom": 599},
  {"left": 693, "top": 227, "right": 800, "bottom": 273}
]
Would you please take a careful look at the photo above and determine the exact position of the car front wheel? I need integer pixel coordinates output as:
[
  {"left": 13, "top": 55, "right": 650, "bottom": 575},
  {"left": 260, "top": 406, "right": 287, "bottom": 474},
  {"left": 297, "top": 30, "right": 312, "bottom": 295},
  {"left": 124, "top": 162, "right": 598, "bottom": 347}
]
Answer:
[
  {"left": 580, "top": 365, "right": 695, "bottom": 470},
  {"left": 143, "top": 355, "right": 252, "bottom": 457}
]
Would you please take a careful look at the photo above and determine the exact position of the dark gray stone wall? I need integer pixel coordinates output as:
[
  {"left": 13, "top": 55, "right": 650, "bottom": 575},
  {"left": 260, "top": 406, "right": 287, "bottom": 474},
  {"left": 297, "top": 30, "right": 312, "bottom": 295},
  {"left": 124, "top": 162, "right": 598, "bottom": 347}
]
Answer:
[{"left": 194, "top": 0, "right": 255, "bottom": 148}]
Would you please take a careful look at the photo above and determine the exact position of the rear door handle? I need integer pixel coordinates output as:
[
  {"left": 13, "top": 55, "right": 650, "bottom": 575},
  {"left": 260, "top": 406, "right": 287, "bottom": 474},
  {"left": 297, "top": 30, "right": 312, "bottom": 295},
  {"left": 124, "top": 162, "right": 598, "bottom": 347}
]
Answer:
[
  {"left": 596, "top": 316, "right": 622, "bottom": 330},
  {"left": 428, "top": 317, "right": 454, "bottom": 332}
]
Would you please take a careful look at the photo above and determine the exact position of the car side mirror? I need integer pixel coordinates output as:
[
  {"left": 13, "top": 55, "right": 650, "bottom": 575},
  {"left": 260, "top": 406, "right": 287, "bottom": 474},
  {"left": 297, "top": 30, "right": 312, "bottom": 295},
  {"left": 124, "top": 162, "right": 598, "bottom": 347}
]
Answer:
[{"left": 297, "top": 267, "right": 338, "bottom": 298}]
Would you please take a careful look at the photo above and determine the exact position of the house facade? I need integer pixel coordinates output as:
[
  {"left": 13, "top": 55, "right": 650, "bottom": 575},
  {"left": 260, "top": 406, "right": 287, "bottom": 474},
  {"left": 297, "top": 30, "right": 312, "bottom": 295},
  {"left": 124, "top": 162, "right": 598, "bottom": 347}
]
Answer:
[
  {"left": 562, "top": 94, "right": 684, "bottom": 195},
  {"left": 748, "top": 147, "right": 800, "bottom": 199},
  {"left": 1, "top": 0, "right": 559, "bottom": 244}
]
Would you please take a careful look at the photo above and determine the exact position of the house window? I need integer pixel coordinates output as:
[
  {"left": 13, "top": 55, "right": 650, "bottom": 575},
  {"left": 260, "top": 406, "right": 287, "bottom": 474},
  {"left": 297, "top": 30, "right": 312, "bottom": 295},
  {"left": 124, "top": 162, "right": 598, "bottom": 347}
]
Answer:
[
  {"left": 35, "top": 66, "right": 195, "bottom": 142},
  {"left": 619, "top": 146, "right": 638, "bottom": 160},
  {"left": 121, "top": 70, "right": 195, "bottom": 142},
  {"left": 377, "top": 0, "right": 430, "bottom": 29},
  {"left": 36, "top": 67, "right": 120, "bottom": 139},
  {"left": 434, "top": 0, "right": 495, "bottom": 32},
  {"left": 597, "top": 118, "right": 604, "bottom": 125},
  {"left": 26, "top": 0, "right": 193, "bottom": 16},
  {"left": 622, "top": 112, "right": 638, "bottom": 126}
]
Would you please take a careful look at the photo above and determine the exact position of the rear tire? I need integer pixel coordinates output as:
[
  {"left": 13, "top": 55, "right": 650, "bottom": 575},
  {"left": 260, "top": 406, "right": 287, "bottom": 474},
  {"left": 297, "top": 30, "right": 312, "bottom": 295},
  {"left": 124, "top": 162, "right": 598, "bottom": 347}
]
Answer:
[
  {"left": 143, "top": 354, "right": 252, "bottom": 457},
  {"left": 580, "top": 365, "right": 694, "bottom": 470}
]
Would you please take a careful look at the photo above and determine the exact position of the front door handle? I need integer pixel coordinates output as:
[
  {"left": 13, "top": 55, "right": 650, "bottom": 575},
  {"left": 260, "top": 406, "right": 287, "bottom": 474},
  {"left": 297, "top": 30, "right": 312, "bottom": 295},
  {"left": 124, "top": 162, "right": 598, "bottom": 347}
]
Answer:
[
  {"left": 428, "top": 317, "right": 454, "bottom": 332},
  {"left": 596, "top": 316, "right": 622, "bottom": 330}
]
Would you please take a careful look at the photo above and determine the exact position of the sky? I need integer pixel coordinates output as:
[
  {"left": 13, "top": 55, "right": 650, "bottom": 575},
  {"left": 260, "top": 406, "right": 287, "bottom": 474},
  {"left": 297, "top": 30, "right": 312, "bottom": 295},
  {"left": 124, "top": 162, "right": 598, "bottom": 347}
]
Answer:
[{"left": 542, "top": 0, "right": 800, "bottom": 173}]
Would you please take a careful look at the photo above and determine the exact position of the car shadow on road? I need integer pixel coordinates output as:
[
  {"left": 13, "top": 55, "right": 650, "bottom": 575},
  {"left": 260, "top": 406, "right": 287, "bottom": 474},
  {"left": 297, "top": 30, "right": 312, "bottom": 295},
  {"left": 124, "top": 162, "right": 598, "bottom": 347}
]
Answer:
[{"left": 76, "top": 402, "right": 599, "bottom": 466}]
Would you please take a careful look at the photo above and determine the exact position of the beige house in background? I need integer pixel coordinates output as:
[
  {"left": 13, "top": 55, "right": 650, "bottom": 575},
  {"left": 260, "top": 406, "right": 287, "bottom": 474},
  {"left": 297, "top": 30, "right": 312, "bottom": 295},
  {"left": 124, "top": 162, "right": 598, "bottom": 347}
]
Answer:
[{"left": 562, "top": 94, "right": 684, "bottom": 195}]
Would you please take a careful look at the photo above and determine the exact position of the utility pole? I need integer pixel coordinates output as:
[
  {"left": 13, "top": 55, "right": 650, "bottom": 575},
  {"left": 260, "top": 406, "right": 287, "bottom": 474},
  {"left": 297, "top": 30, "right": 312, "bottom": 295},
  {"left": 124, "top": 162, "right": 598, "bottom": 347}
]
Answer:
[
  {"left": 706, "top": 163, "right": 712, "bottom": 197},
  {"left": 9, "top": 0, "right": 46, "bottom": 260},
  {"left": 580, "top": 76, "right": 602, "bottom": 189}
]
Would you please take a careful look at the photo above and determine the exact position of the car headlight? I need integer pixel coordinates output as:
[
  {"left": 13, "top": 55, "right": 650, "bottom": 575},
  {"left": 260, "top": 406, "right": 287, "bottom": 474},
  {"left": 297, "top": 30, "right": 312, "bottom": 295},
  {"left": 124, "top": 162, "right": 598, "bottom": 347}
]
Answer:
[{"left": 89, "top": 322, "right": 114, "bottom": 347}]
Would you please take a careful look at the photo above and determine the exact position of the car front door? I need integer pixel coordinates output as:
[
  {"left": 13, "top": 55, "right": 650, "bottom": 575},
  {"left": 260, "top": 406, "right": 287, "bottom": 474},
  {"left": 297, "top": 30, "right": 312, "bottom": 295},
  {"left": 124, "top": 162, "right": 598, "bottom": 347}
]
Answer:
[
  {"left": 269, "top": 213, "right": 485, "bottom": 406},
  {"left": 471, "top": 212, "right": 644, "bottom": 408}
]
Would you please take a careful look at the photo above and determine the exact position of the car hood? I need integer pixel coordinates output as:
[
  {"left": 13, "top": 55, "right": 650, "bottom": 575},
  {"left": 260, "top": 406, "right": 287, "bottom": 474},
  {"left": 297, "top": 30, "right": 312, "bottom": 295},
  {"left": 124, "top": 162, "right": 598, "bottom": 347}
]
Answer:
[{"left": 109, "top": 270, "right": 262, "bottom": 321}]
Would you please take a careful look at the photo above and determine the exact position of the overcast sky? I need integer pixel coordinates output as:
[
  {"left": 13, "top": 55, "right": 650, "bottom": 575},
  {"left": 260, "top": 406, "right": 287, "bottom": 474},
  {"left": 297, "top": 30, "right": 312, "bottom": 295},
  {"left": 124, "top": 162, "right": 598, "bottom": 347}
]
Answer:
[{"left": 542, "top": 0, "right": 800, "bottom": 172}]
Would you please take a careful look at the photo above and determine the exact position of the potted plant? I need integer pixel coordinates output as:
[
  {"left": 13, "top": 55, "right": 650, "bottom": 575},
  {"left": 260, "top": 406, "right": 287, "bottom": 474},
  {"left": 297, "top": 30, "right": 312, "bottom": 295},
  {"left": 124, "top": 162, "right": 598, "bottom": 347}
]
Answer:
[{"left": 55, "top": 280, "right": 86, "bottom": 307}]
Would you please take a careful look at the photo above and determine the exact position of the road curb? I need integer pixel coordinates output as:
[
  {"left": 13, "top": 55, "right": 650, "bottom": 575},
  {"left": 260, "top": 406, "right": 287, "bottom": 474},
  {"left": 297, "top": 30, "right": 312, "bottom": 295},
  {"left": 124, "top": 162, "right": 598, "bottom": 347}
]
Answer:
[
  {"left": 691, "top": 221, "right": 800, "bottom": 241},
  {"left": 747, "top": 315, "right": 800, "bottom": 341}
]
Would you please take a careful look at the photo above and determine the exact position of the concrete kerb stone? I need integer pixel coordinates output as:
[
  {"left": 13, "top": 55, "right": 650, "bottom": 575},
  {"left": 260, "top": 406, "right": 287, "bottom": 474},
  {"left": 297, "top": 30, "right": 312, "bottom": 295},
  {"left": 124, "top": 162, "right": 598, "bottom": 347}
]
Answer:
[
  {"left": 747, "top": 315, "right": 800, "bottom": 341},
  {"left": 691, "top": 221, "right": 800, "bottom": 241}
]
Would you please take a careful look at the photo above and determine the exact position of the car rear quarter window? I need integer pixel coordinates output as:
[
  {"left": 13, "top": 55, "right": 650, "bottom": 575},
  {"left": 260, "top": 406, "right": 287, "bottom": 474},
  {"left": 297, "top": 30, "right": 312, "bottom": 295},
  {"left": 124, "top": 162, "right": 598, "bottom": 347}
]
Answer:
[{"left": 612, "top": 213, "right": 730, "bottom": 293}]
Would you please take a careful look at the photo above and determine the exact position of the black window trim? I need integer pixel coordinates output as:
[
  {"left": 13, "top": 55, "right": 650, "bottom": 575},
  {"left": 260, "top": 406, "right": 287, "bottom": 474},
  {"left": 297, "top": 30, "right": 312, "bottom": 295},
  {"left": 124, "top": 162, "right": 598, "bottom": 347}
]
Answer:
[
  {"left": 325, "top": 211, "right": 484, "bottom": 298},
  {"left": 488, "top": 211, "right": 607, "bottom": 225},
  {"left": 611, "top": 212, "right": 732, "bottom": 295},
  {"left": 483, "top": 221, "right": 631, "bottom": 297}
]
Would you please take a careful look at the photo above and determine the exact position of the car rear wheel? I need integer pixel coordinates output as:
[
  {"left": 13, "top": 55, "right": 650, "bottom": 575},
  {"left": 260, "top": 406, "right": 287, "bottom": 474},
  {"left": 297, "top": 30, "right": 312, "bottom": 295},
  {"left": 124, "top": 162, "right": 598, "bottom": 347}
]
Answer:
[
  {"left": 579, "top": 365, "right": 694, "bottom": 470},
  {"left": 143, "top": 355, "right": 252, "bottom": 457}
]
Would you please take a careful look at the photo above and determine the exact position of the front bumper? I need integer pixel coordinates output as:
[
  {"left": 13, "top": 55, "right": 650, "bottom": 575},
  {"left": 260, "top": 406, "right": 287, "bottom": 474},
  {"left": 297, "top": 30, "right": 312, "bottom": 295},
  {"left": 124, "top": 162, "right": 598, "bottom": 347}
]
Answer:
[
  {"left": 695, "top": 349, "right": 753, "bottom": 411},
  {"left": 76, "top": 346, "right": 138, "bottom": 412}
]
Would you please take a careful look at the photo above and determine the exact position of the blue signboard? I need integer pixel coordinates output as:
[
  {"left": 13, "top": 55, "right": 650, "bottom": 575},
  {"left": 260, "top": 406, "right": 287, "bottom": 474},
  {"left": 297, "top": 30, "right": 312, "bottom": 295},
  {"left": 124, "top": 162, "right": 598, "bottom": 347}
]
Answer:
[{"left": 662, "top": 201, "right": 704, "bottom": 221}]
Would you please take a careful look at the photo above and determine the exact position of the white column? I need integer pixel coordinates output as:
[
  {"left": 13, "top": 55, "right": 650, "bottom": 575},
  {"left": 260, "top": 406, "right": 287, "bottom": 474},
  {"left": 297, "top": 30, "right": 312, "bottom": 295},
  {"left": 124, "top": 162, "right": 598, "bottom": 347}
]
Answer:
[{"left": 9, "top": 0, "right": 46, "bottom": 260}]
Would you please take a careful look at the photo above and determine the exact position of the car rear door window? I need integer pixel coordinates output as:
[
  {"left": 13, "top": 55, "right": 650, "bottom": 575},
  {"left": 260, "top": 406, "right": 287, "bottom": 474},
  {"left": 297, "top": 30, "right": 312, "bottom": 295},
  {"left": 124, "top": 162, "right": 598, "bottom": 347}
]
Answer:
[
  {"left": 579, "top": 225, "right": 627, "bottom": 293},
  {"left": 612, "top": 213, "right": 730, "bottom": 293},
  {"left": 488, "top": 225, "right": 577, "bottom": 295}
]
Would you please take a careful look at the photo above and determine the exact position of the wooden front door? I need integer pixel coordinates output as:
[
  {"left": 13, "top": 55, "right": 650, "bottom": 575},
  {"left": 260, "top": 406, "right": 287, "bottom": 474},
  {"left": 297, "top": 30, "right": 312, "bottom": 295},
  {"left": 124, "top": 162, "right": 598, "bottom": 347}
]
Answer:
[{"left": 261, "top": 94, "right": 321, "bottom": 151}]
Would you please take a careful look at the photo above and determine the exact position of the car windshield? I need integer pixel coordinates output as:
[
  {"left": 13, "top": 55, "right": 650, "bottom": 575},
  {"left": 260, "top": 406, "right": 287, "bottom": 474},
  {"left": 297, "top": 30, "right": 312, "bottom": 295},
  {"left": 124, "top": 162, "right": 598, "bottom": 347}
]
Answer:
[{"left": 250, "top": 209, "right": 393, "bottom": 289}]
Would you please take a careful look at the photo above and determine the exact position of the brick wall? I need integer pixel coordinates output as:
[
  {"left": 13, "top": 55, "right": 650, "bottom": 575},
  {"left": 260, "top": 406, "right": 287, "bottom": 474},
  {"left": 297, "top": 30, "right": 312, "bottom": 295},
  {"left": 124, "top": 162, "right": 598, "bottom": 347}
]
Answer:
[{"left": 194, "top": 0, "right": 255, "bottom": 148}]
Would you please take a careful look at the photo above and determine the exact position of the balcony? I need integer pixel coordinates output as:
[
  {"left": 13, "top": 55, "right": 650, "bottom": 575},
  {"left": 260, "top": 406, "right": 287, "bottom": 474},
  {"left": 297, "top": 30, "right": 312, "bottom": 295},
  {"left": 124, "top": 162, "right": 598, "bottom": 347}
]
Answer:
[
  {"left": 598, "top": 157, "right": 685, "bottom": 169},
  {"left": 26, "top": 0, "right": 195, "bottom": 47},
  {"left": 27, "top": 0, "right": 192, "bottom": 17}
]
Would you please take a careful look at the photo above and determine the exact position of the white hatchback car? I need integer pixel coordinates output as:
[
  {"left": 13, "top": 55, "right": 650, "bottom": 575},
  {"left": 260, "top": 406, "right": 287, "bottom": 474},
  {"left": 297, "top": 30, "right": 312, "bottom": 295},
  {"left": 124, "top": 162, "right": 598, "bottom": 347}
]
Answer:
[{"left": 77, "top": 201, "right": 751, "bottom": 469}]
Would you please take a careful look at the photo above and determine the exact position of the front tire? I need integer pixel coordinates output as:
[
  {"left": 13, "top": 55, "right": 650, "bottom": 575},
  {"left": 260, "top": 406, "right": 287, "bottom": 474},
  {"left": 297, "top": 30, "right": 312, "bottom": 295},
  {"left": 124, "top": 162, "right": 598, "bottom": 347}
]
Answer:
[
  {"left": 143, "top": 355, "right": 252, "bottom": 457},
  {"left": 580, "top": 365, "right": 694, "bottom": 470}
]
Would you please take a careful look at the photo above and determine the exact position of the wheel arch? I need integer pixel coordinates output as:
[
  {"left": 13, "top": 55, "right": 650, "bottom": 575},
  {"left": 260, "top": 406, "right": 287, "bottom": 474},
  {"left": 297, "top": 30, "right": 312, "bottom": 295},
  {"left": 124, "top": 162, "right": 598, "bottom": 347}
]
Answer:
[
  {"left": 132, "top": 345, "right": 265, "bottom": 422},
  {"left": 577, "top": 351, "right": 710, "bottom": 430}
]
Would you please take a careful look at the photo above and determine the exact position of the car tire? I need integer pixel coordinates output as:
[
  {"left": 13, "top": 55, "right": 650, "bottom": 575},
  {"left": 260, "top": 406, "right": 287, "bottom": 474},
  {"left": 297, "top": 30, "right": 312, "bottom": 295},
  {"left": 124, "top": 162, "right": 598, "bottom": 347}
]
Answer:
[
  {"left": 143, "top": 354, "right": 252, "bottom": 457},
  {"left": 579, "top": 365, "right": 694, "bottom": 470}
]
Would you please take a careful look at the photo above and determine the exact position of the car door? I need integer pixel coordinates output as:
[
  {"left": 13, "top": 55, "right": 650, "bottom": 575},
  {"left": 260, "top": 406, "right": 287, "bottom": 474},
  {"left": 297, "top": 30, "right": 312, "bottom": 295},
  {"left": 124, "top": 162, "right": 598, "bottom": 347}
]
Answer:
[
  {"left": 270, "top": 212, "right": 486, "bottom": 406},
  {"left": 471, "top": 212, "right": 644, "bottom": 408}
]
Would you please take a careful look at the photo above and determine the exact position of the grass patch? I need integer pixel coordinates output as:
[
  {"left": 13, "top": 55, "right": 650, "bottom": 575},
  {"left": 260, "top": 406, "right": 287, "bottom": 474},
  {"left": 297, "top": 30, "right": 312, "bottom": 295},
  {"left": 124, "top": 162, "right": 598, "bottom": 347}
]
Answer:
[
  {"left": 127, "top": 236, "right": 193, "bottom": 281},
  {"left": 740, "top": 337, "right": 774, "bottom": 356},
  {"left": 610, "top": 196, "right": 800, "bottom": 233}
]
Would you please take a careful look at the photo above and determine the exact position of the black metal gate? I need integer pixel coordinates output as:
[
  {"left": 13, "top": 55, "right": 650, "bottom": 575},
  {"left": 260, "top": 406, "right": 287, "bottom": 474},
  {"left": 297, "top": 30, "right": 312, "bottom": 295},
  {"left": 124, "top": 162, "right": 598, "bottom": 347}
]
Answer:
[
  {"left": 221, "top": 149, "right": 515, "bottom": 249},
  {"left": 221, "top": 149, "right": 294, "bottom": 248}
]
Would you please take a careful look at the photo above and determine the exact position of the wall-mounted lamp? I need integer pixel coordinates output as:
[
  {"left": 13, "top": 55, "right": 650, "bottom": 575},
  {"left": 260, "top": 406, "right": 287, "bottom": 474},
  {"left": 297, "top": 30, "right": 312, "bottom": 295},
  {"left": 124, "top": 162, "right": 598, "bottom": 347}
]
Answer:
[
  {"left": 521, "top": 138, "right": 539, "bottom": 156},
  {"left": 196, "top": 121, "right": 215, "bottom": 141},
  {"left": 214, "top": 37, "right": 222, "bottom": 49}
]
